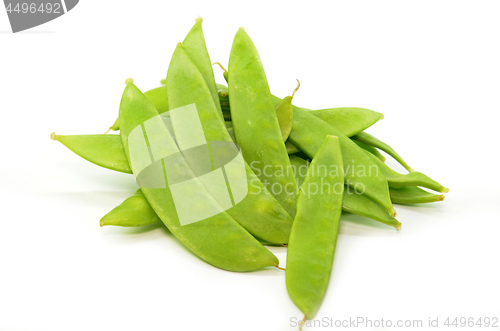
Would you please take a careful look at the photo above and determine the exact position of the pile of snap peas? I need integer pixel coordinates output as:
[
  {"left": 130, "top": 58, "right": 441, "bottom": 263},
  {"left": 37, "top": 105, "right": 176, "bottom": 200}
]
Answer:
[{"left": 51, "top": 18, "right": 448, "bottom": 326}]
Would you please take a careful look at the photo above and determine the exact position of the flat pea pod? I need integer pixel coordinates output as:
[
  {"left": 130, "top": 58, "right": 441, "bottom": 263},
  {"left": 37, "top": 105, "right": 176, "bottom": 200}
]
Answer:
[
  {"left": 166, "top": 43, "right": 293, "bottom": 244},
  {"left": 228, "top": 28, "right": 298, "bottom": 218},
  {"left": 182, "top": 17, "right": 224, "bottom": 121},
  {"left": 100, "top": 189, "right": 160, "bottom": 227},
  {"left": 274, "top": 80, "right": 299, "bottom": 141},
  {"left": 302, "top": 106, "right": 384, "bottom": 138},
  {"left": 50, "top": 133, "right": 132, "bottom": 174},
  {"left": 119, "top": 79, "right": 278, "bottom": 272},
  {"left": 352, "top": 131, "right": 413, "bottom": 172},
  {"left": 390, "top": 186, "right": 445, "bottom": 204},
  {"left": 286, "top": 135, "right": 344, "bottom": 321},
  {"left": 353, "top": 139, "right": 385, "bottom": 162},
  {"left": 289, "top": 155, "right": 401, "bottom": 230},
  {"left": 364, "top": 151, "right": 449, "bottom": 193},
  {"left": 288, "top": 103, "right": 396, "bottom": 216}
]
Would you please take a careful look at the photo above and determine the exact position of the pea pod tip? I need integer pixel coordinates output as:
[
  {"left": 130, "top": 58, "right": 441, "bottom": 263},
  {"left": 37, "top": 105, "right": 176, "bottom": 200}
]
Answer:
[
  {"left": 441, "top": 187, "right": 450, "bottom": 193},
  {"left": 195, "top": 16, "right": 203, "bottom": 23},
  {"left": 124, "top": 78, "right": 134, "bottom": 85},
  {"left": 50, "top": 132, "right": 58, "bottom": 141}
]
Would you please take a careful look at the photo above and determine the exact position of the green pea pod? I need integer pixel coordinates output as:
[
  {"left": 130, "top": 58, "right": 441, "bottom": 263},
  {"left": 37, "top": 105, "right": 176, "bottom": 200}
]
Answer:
[
  {"left": 274, "top": 80, "right": 299, "bottom": 142},
  {"left": 166, "top": 43, "right": 293, "bottom": 244},
  {"left": 353, "top": 139, "right": 385, "bottom": 162},
  {"left": 119, "top": 79, "right": 278, "bottom": 272},
  {"left": 288, "top": 104, "right": 396, "bottom": 216},
  {"left": 390, "top": 186, "right": 445, "bottom": 204},
  {"left": 364, "top": 152, "right": 449, "bottom": 193},
  {"left": 228, "top": 28, "right": 298, "bottom": 218},
  {"left": 289, "top": 155, "right": 401, "bottom": 230},
  {"left": 50, "top": 133, "right": 132, "bottom": 174},
  {"left": 352, "top": 131, "right": 413, "bottom": 172},
  {"left": 305, "top": 107, "right": 384, "bottom": 137},
  {"left": 100, "top": 189, "right": 160, "bottom": 227},
  {"left": 182, "top": 17, "right": 224, "bottom": 121},
  {"left": 101, "top": 190, "right": 286, "bottom": 248},
  {"left": 286, "top": 135, "right": 344, "bottom": 321}
]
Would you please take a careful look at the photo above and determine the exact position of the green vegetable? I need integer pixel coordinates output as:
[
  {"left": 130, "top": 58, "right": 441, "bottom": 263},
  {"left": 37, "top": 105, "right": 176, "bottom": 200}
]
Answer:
[
  {"left": 119, "top": 77, "right": 278, "bottom": 272},
  {"left": 228, "top": 28, "right": 298, "bottom": 217},
  {"left": 286, "top": 135, "right": 343, "bottom": 321}
]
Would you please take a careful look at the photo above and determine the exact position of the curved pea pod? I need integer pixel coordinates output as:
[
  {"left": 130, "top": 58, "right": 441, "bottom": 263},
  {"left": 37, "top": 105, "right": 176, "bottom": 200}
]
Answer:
[
  {"left": 286, "top": 136, "right": 344, "bottom": 321},
  {"left": 290, "top": 155, "right": 401, "bottom": 230},
  {"left": 182, "top": 17, "right": 224, "bottom": 121},
  {"left": 50, "top": 133, "right": 132, "bottom": 174},
  {"left": 274, "top": 80, "right": 299, "bottom": 142},
  {"left": 100, "top": 189, "right": 160, "bottom": 227},
  {"left": 288, "top": 104, "right": 396, "bottom": 216},
  {"left": 390, "top": 186, "right": 445, "bottom": 204},
  {"left": 228, "top": 28, "right": 298, "bottom": 218},
  {"left": 166, "top": 43, "right": 293, "bottom": 245},
  {"left": 353, "top": 139, "right": 385, "bottom": 162},
  {"left": 119, "top": 79, "right": 279, "bottom": 272},
  {"left": 352, "top": 131, "right": 413, "bottom": 172},
  {"left": 364, "top": 152, "right": 449, "bottom": 193}
]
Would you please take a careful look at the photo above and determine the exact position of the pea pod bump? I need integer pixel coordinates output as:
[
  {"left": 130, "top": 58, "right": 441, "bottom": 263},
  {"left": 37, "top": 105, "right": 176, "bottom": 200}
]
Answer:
[
  {"left": 286, "top": 135, "right": 344, "bottom": 321},
  {"left": 228, "top": 28, "right": 298, "bottom": 217},
  {"left": 119, "top": 79, "right": 278, "bottom": 272}
]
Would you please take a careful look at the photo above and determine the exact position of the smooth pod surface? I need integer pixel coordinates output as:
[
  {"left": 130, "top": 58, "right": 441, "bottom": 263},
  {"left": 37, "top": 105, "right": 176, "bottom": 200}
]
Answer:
[
  {"left": 228, "top": 28, "right": 298, "bottom": 217},
  {"left": 51, "top": 133, "right": 131, "bottom": 174},
  {"left": 100, "top": 189, "right": 161, "bottom": 227},
  {"left": 286, "top": 135, "right": 344, "bottom": 320},
  {"left": 390, "top": 186, "right": 445, "bottom": 204}
]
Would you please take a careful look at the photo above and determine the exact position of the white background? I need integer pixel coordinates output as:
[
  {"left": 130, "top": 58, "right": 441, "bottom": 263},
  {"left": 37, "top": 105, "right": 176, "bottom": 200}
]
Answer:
[{"left": 1, "top": 1, "right": 499, "bottom": 330}]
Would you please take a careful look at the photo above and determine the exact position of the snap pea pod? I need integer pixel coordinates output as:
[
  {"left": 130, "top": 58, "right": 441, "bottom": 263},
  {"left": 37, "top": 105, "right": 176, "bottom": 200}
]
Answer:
[
  {"left": 228, "top": 28, "right": 298, "bottom": 218},
  {"left": 352, "top": 131, "right": 413, "bottom": 172},
  {"left": 289, "top": 155, "right": 401, "bottom": 230},
  {"left": 119, "top": 79, "right": 278, "bottom": 272},
  {"left": 389, "top": 186, "right": 445, "bottom": 204},
  {"left": 100, "top": 189, "right": 160, "bottom": 227},
  {"left": 166, "top": 43, "right": 293, "bottom": 244},
  {"left": 364, "top": 151, "right": 449, "bottom": 193},
  {"left": 274, "top": 80, "right": 299, "bottom": 141},
  {"left": 286, "top": 142, "right": 300, "bottom": 154},
  {"left": 288, "top": 103, "right": 396, "bottom": 216},
  {"left": 50, "top": 133, "right": 132, "bottom": 174},
  {"left": 353, "top": 140, "right": 386, "bottom": 162},
  {"left": 182, "top": 17, "right": 224, "bottom": 121},
  {"left": 286, "top": 135, "right": 344, "bottom": 321}
]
